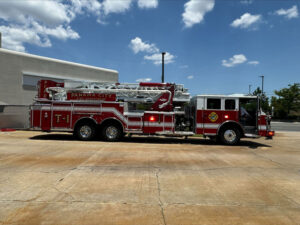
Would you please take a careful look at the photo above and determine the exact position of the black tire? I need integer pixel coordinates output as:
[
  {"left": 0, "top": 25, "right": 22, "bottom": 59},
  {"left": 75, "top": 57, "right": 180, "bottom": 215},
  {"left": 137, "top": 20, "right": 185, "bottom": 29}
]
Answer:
[
  {"left": 74, "top": 122, "right": 96, "bottom": 141},
  {"left": 208, "top": 136, "right": 216, "bottom": 140},
  {"left": 219, "top": 127, "right": 241, "bottom": 145},
  {"left": 102, "top": 123, "right": 122, "bottom": 142}
]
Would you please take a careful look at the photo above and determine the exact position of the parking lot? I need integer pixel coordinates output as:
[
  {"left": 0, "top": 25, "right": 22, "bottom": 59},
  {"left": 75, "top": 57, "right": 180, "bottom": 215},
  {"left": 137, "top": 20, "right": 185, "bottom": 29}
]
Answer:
[{"left": 0, "top": 131, "right": 300, "bottom": 225}]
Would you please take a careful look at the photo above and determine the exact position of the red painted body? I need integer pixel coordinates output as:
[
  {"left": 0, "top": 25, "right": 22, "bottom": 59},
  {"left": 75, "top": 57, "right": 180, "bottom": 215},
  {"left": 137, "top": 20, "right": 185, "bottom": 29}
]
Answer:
[{"left": 30, "top": 80, "right": 274, "bottom": 140}]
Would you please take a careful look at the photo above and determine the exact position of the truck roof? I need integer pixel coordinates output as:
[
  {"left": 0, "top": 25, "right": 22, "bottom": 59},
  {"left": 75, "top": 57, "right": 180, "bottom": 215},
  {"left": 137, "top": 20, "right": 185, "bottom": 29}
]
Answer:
[{"left": 194, "top": 94, "right": 257, "bottom": 98}]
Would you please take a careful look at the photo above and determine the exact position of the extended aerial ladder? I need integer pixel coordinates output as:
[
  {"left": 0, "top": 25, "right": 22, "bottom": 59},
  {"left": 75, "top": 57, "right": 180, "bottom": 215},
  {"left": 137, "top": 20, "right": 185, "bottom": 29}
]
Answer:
[{"left": 41, "top": 80, "right": 190, "bottom": 110}]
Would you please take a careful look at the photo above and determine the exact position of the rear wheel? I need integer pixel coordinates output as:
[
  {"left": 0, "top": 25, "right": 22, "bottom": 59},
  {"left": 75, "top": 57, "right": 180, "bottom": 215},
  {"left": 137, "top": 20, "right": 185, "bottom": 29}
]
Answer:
[
  {"left": 219, "top": 127, "right": 241, "bottom": 145},
  {"left": 102, "top": 124, "right": 122, "bottom": 142},
  {"left": 74, "top": 123, "right": 96, "bottom": 141}
]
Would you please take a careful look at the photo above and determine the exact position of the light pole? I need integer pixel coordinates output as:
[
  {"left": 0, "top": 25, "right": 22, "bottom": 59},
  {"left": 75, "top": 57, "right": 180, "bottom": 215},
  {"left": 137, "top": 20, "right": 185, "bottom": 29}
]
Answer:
[
  {"left": 259, "top": 75, "right": 264, "bottom": 95},
  {"left": 161, "top": 52, "right": 166, "bottom": 83},
  {"left": 259, "top": 75, "right": 265, "bottom": 111},
  {"left": 249, "top": 84, "right": 252, "bottom": 95}
]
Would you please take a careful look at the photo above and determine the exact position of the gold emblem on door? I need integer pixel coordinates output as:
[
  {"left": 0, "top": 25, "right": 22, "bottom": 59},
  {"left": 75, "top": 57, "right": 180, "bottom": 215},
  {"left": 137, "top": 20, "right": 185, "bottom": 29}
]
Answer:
[{"left": 208, "top": 112, "right": 218, "bottom": 122}]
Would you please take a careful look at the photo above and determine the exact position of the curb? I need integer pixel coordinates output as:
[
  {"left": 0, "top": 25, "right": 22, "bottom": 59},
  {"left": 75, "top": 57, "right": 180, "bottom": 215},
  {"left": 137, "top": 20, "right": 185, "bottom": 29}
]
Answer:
[{"left": 0, "top": 128, "right": 16, "bottom": 132}]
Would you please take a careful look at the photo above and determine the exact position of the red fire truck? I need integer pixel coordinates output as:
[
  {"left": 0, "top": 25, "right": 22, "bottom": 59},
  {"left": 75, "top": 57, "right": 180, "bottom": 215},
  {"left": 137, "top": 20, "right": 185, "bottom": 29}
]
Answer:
[{"left": 30, "top": 80, "right": 274, "bottom": 145}]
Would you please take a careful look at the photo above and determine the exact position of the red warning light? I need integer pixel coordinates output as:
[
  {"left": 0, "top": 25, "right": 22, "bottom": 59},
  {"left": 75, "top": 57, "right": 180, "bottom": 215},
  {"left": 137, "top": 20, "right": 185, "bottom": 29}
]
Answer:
[
  {"left": 268, "top": 131, "right": 275, "bottom": 136},
  {"left": 224, "top": 115, "right": 229, "bottom": 119},
  {"left": 149, "top": 116, "right": 156, "bottom": 122}
]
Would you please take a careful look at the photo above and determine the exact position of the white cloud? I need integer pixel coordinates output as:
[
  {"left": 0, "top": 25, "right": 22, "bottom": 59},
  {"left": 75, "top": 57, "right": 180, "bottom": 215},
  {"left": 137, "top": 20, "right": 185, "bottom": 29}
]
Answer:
[
  {"left": 144, "top": 52, "right": 175, "bottom": 65},
  {"left": 0, "top": 23, "right": 80, "bottom": 52},
  {"left": 222, "top": 54, "right": 247, "bottom": 67},
  {"left": 100, "top": 0, "right": 159, "bottom": 15},
  {"left": 248, "top": 60, "right": 259, "bottom": 65},
  {"left": 231, "top": 13, "right": 262, "bottom": 29},
  {"left": 222, "top": 54, "right": 259, "bottom": 67},
  {"left": 0, "top": 25, "right": 49, "bottom": 52},
  {"left": 102, "top": 0, "right": 158, "bottom": 15},
  {"left": 0, "top": 0, "right": 159, "bottom": 52},
  {"left": 102, "top": 0, "right": 132, "bottom": 15},
  {"left": 137, "top": 0, "right": 158, "bottom": 9},
  {"left": 31, "top": 22, "right": 79, "bottom": 40},
  {"left": 240, "top": 0, "right": 253, "bottom": 5},
  {"left": 129, "top": 37, "right": 175, "bottom": 65},
  {"left": 187, "top": 75, "right": 194, "bottom": 79},
  {"left": 182, "top": 0, "right": 215, "bottom": 28},
  {"left": 129, "top": 37, "right": 159, "bottom": 54},
  {"left": 0, "top": 0, "right": 103, "bottom": 52},
  {"left": 275, "top": 5, "right": 298, "bottom": 19},
  {"left": 71, "top": 0, "right": 102, "bottom": 14},
  {"left": 0, "top": 0, "right": 72, "bottom": 26},
  {"left": 136, "top": 78, "right": 152, "bottom": 82},
  {"left": 180, "top": 65, "right": 189, "bottom": 69}
]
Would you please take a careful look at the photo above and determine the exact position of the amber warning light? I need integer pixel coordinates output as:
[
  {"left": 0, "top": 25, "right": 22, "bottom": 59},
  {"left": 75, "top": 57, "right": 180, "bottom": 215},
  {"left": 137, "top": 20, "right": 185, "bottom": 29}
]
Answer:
[{"left": 268, "top": 131, "right": 275, "bottom": 136}]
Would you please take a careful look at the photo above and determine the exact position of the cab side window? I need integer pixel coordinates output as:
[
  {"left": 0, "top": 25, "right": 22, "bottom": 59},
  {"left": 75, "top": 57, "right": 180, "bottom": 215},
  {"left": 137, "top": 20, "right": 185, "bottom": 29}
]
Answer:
[
  {"left": 207, "top": 98, "right": 221, "bottom": 110},
  {"left": 225, "top": 99, "right": 235, "bottom": 110}
]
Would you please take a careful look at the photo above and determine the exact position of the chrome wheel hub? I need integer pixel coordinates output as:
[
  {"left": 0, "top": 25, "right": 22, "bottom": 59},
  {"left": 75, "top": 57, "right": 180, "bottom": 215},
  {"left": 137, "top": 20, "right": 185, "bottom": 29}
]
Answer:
[
  {"left": 224, "top": 130, "right": 237, "bottom": 143},
  {"left": 106, "top": 126, "right": 118, "bottom": 139},
  {"left": 79, "top": 125, "right": 92, "bottom": 138}
]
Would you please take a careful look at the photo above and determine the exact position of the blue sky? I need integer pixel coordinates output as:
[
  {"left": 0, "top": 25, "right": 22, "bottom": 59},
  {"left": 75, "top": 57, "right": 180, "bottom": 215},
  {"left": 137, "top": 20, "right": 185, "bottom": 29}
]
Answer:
[{"left": 0, "top": 0, "right": 299, "bottom": 97}]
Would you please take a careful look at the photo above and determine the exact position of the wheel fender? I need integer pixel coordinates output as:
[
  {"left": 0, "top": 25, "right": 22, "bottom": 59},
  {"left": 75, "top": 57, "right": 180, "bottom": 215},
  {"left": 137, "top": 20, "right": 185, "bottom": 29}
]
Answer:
[
  {"left": 73, "top": 117, "right": 97, "bottom": 130},
  {"left": 217, "top": 121, "right": 244, "bottom": 137},
  {"left": 99, "top": 117, "right": 125, "bottom": 132}
]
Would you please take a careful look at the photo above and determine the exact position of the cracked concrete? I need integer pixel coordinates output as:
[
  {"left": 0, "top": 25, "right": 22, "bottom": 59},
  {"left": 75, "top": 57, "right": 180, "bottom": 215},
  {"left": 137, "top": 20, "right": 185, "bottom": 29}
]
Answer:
[
  {"left": 0, "top": 131, "right": 300, "bottom": 224},
  {"left": 155, "top": 169, "right": 166, "bottom": 225}
]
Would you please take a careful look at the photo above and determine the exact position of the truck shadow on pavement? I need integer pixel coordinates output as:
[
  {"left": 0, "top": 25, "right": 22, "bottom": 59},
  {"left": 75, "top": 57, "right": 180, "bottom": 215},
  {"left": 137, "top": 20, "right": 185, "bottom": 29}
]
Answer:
[{"left": 30, "top": 134, "right": 271, "bottom": 149}]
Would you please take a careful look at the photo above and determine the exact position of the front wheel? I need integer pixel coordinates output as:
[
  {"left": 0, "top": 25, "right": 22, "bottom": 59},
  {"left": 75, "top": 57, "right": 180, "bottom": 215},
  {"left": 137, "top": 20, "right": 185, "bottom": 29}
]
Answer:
[
  {"left": 74, "top": 123, "right": 96, "bottom": 141},
  {"left": 219, "top": 127, "right": 241, "bottom": 145},
  {"left": 102, "top": 124, "right": 122, "bottom": 142}
]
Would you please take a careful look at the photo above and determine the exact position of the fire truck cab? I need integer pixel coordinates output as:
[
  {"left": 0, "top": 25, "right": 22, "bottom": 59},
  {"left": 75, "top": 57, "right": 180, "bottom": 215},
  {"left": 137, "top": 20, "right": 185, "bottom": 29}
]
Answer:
[
  {"left": 30, "top": 80, "right": 274, "bottom": 145},
  {"left": 189, "top": 95, "right": 273, "bottom": 144}
]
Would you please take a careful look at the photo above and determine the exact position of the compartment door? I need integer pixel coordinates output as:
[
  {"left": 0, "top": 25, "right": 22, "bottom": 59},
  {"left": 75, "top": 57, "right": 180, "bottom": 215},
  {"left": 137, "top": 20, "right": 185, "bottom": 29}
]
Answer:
[
  {"left": 126, "top": 114, "right": 143, "bottom": 132},
  {"left": 163, "top": 114, "right": 174, "bottom": 133},
  {"left": 143, "top": 113, "right": 162, "bottom": 134},
  {"left": 41, "top": 105, "right": 51, "bottom": 131}
]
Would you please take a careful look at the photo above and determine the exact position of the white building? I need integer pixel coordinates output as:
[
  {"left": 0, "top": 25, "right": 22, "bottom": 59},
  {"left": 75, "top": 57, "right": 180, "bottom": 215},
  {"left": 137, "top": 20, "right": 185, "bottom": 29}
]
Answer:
[
  {"left": 0, "top": 47, "right": 118, "bottom": 128},
  {"left": 0, "top": 48, "right": 118, "bottom": 105}
]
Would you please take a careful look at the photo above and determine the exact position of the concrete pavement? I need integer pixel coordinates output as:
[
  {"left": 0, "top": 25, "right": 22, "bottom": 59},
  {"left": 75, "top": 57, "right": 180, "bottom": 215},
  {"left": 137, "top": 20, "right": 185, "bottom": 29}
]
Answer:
[
  {"left": 271, "top": 121, "right": 300, "bottom": 132},
  {"left": 0, "top": 131, "right": 300, "bottom": 225}
]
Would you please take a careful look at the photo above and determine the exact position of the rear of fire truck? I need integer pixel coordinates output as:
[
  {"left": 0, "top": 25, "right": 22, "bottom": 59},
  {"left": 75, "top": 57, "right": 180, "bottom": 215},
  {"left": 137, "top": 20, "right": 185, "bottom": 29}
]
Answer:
[{"left": 30, "top": 80, "right": 192, "bottom": 141}]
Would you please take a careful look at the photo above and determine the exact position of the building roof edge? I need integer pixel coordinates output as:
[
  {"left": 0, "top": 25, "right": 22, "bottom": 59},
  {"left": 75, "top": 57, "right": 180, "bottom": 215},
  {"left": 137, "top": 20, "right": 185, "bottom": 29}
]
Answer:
[{"left": 0, "top": 48, "right": 118, "bottom": 74}]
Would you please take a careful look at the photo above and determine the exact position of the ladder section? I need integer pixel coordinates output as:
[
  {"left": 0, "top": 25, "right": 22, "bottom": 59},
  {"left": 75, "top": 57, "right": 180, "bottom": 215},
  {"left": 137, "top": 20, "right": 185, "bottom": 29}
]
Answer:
[{"left": 42, "top": 80, "right": 190, "bottom": 104}]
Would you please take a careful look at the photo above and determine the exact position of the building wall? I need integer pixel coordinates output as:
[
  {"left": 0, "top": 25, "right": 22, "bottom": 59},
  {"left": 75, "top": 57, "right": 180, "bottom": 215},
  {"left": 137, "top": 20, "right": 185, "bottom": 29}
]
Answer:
[
  {"left": 0, "top": 48, "right": 118, "bottom": 129},
  {"left": 0, "top": 48, "right": 118, "bottom": 105}
]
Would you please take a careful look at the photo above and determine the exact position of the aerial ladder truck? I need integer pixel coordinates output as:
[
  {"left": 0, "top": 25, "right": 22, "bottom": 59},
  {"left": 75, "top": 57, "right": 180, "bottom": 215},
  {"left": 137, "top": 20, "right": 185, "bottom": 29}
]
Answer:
[{"left": 30, "top": 80, "right": 274, "bottom": 145}]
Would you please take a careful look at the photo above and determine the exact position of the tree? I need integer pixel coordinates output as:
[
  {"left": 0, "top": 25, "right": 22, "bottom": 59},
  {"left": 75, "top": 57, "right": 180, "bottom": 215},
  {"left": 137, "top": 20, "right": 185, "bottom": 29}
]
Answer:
[
  {"left": 252, "top": 87, "right": 270, "bottom": 113},
  {"left": 274, "top": 83, "right": 300, "bottom": 115},
  {"left": 272, "top": 83, "right": 300, "bottom": 119}
]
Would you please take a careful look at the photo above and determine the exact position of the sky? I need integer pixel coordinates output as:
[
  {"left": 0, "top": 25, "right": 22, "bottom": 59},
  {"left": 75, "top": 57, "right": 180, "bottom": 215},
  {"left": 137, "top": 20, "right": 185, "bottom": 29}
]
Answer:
[{"left": 0, "top": 0, "right": 299, "bottom": 97}]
